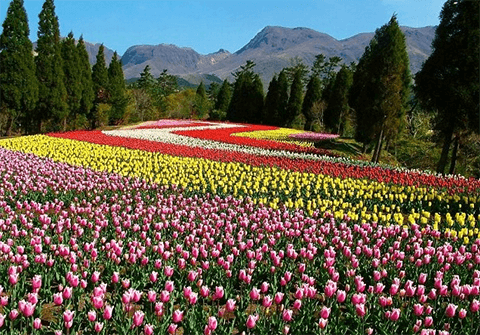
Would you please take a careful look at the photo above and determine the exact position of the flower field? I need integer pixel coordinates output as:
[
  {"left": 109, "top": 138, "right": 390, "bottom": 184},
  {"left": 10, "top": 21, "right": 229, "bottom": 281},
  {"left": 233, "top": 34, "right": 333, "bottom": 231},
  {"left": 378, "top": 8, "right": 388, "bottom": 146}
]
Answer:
[{"left": 0, "top": 120, "right": 479, "bottom": 335}]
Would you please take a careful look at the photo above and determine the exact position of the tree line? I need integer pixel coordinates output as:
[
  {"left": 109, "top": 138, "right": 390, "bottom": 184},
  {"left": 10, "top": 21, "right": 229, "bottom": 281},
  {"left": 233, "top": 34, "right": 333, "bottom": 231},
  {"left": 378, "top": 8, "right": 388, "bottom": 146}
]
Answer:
[{"left": 0, "top": 0, "right": 127, "bottom": 135}]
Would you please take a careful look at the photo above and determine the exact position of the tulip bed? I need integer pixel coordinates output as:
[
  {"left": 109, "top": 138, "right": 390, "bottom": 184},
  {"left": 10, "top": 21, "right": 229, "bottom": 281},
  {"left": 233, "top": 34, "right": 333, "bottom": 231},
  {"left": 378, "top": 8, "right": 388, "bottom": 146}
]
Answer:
[{"left": 0, "top": 120, "right": 479, "bottom": 335}]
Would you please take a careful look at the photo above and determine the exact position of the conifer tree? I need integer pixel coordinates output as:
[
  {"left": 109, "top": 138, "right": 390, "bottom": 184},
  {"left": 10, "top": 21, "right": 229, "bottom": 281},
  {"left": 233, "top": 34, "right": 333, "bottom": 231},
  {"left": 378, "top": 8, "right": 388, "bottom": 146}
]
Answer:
[
  {"left": 194, "top": 81, "right": 209, "bottom": 118},
  {"left": 286, "top": 68, "right": 304, "bottom": 128},
  {"left": 416, "top": 0, "right": 479, "bottom": 174},
  {"left": 302, "top": 75, "right": 322, "bottom": 130},
  {"left": 92, "top": 44, "right": 109, "bottom": 103},
  {"left": 324, "top": 64, "right": 353, "bottom": 134},
  {"left": 35, "top": 0, "right": 67, "bottom": 132},
  {"left": 276, "top": 70, "right": 290, "bottom": 126},
  {"left": 61, "top": 31, "right": 82, "bottom": 127},
  {"left": 137, "top": 65, "right": 156, "bottom": 91},
  {"left": 108, "top": 52, "right": 127, "bottom": 124},
  {"left": 215, "top": 79, "right": 232, "bottom": 113},
  {"left": 0, "top": 0, "right": 38, "bottom": 135},
  {"left": 350, "top": 15, "right": 411, "bottom": 162},
  {"left": 76, "top": 36, "right": 94, "bottom": 128},
  {"left": 264, "top": 75, "right": 279, "bottom": 126}
]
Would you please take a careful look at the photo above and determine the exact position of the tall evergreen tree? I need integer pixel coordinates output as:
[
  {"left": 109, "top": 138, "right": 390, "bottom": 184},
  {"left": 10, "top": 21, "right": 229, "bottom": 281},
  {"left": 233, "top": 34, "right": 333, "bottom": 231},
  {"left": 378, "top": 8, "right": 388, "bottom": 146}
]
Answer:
[
  {"left": 108, "top": 52, "right": 127, "bottom": 124},
  {"left": 227, "top": 60, "right": 264, "bottom": 124},
  {"left": 0, "top": 0, "right": 38, "bottom": 135},
  {"left": 286, "top": 68, "right": 304, "bottom": 128},
  {"left": 35, "top": 0, "right": 67, "bottom": 132},
  {"left": 92, "top": 44, "right": 109, "bottom": 103},
  {"left": 76, "top": 35, "right": 94, "bottom": 128},
  {"left": 276, "top": 70, "right": 290, "bottom": 127},
  {"left": 302, "top": 75, "right": 322, "bottom": 130},
  {"left": 61, "top": 31, "right": 82, "bottom": 127},
  {"left": 194, "top": 81, "right": 209, "bottom": 119},
  {"left": 264, "top": 75, "right": 279, "bottom": 126},
  {"left": 324, "top": 64, "right": 353, "bottom": 134},
  {"left": 137, "top": 65, "right": 156, "bottom": 91},
  {"left": 215, "top": 79, "right": 232, "bottom": 113},
  {"left": 350, "top": 15, "right": 411, "bottom": 162},
  {"left": 415, "top": 0, "right": 479, "bottom": 174}
]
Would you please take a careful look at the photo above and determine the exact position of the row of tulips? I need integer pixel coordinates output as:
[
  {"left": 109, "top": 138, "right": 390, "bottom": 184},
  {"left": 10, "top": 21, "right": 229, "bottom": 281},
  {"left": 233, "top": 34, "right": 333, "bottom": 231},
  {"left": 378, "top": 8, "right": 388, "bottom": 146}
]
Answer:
[
  {"left": 230, "top": 128, "right": 314, "bottom": 148},
  {"left": 0, "top": 133, "right": 478, "bottom": 237},
  {"left": 0, "top": 147, "right": 479, "bottom": 334}
]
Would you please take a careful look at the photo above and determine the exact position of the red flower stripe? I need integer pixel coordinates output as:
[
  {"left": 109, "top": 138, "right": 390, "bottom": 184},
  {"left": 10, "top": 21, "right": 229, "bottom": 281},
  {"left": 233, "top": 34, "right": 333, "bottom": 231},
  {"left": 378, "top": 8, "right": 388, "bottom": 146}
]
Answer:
[
  {"left": 47, "top": 130, "right": 480, "bottom": 193},
  {"left": 173, "top": 124, "right": 334, "bottom": 156},
  {"left": 135, "top": 122, "right": 210, "bottom": 130}
]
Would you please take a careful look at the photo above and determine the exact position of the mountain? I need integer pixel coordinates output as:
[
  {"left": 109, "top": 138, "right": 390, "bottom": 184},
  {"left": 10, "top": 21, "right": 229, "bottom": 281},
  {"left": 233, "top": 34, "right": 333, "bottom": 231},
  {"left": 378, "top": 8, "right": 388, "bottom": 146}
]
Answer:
[{"left": 117, "top": 25, "right": 436, "bottom": 84}]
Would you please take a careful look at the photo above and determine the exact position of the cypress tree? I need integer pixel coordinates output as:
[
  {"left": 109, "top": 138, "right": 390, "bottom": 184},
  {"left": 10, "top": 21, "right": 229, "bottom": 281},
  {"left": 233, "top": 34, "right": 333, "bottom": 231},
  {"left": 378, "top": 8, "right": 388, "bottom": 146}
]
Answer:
[
  {"left": 416, "top": 0, "right": 479, "bottom": 174},
  {"left": 350, "top": 15, "right": 411, "bottom": 162},
  {"left": 302, "top": 75, "right": 322, "bottom": 130},
  {"left": 286, "top": 68, "right": 304, "bottom": 128},
  {"left": 276, "top": 70, "right": 290, "bottom": 127},
  {"left": 0, "top": 0, "right": 38, "bottom": 135},
  {"left": 76, "top": 35, "right": 94, "bottom": 128},
  {"left": 137, "top": 65, "right": 156, "bottom": 91},
  {"left": 61, "top": 31, "right": 82, "bottom": 128},
  {"left": 264, "top": 75, "right": 279, "bottom": 126},
  {"left": 92, "top": 44, "right": 109, "bottom": 103},
  {"left": 35, "top": 0, "right": 67, "bottom": 132},
  {"left": 194, "top": 81, "right": 209, "bottom": 119},
  {"left": 324, "top": 64, "right": 353, "bottom": 134},
  {"left": 215, "top": 79, "right": 232, "bottom": 113},
  {"left": 108, "top": 51, "right": 127, "bottom": 124}
]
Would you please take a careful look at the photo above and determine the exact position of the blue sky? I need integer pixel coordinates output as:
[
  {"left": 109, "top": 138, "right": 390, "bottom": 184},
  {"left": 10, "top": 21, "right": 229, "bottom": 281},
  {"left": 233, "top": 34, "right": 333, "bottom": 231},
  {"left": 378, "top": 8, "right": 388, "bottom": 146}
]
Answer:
[{"left": 1, "top": 0, "right": 445, "bottom": 56}]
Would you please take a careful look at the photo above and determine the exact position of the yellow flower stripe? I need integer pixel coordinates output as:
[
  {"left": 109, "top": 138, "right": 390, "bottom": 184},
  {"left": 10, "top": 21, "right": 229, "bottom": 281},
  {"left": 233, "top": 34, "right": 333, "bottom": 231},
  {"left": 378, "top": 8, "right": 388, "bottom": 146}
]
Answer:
[
  {"left": 232, "top": 128, "right": 314, "bottom": 147},
  {"left": 0, "top": 135, "right": 479, "bottom": 240}
]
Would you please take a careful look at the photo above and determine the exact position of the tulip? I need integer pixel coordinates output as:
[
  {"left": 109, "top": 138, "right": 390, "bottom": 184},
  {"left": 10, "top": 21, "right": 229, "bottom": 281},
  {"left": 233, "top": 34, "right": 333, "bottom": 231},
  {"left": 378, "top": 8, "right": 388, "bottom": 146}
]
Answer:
[
  {"left": 262, "top": 295, "right": 273, "bottom": 308},
  {"left": 94, "top": 322, "right": 104, "bottom": 333},
  {"left": 0, "top": 314, "right": 4, "bottom": 328},
  {"left": 390, "top": 308, "right": 400, "bottom": 321},
  {"left": 250, "top": 287, "right": 260, "bottom": 300},
  {"left": 471, "top": 299, "right": 480, "bottom": 313},
  {"left": 32, "top": 275, "right": 42, "bottom": 292},
  {"left": 33, "top": 317, "right": 42, "bottom": 330},
  {"left": 275, "top": 292, "right": 284, "bottom": 304},
  {"left": 282, "top": 309, "right": 293, "bottom": 322},
  {"left": 165, "top": 280, "right": 174, "bottom": 292},
  {"left": 246, "top": 314, "right": 259, "bottom": 329},
  {"left": 132, "top": 310, "right": 145, "bottom": 327},
  {"left": 9, "top": 309, "right": 19, "bottom": 320},
  {"left": 318, "top": 318, "right": 328, "bottom": 329},
  {"left": 88, "top": 310, "right": 96, "bottom": 322},
  {"left": 172, "top": 310, "right": 184, "bottom": 323},
  {"left": 336, "top": 290, "right": 346, "bottom": 303},
  {"left": 214, "top": 286, "right": 224, "bottom": 300},
  {"left": 167, "top": 323, "right": 178, "bottom": 334},
  {"left": 63, "top": 310, "right": 74, "bottom": 323},
  {"left": 148, "top": 290, "right": 157, "bottom": 302},
  {"left": 144, "top": 324, "right": 154, "bottom": 335},
  {"left": 208, "top": 316, "right": 218, "bottom": 330},
  {"left": 445, "top": 303, "right": 457, "bottom": 318},
  {"left": 355, "top": 304, "right": 366, "bottom": 318},
  {"left": 103, "top": 305, "right": 113, "bottom": 320},
  {"left": 320, "top": 306, "right": 331, "bottom": 319},
  {"left": 226, "top": 298, "right": 236, "bottom": 312},
  {"left": 424, "top": 316, "right": 433, "bottom": 327},
  {"left": 111, "top": 272, "right": 120, "bottom": 283}
]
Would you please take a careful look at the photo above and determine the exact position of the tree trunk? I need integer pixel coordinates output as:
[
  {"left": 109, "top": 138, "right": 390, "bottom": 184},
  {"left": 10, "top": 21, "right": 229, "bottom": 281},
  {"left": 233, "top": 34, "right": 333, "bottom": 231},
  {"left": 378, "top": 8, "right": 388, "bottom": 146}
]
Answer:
[
  {"left": 448, "top": 135, "right": 459, "bottom": 175},
  {"left": 362, "top": 142, "right": 367, "bottom": 154},
  {"left": 4, "top": 115, "right": 13, "bottom": 137},
  {"left": 437, "top": 126, "right": 454, "bottom": 174},
  {"left": 372, "top": 126, "right": 384, "bottom": 163}
]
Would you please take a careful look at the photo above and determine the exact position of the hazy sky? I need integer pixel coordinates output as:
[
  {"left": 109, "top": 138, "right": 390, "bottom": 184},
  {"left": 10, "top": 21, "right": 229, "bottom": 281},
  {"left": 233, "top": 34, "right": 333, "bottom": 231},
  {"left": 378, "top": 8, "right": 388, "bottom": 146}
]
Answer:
[{"left": 0, "top": 0, "right": 446, "bottom": 56}]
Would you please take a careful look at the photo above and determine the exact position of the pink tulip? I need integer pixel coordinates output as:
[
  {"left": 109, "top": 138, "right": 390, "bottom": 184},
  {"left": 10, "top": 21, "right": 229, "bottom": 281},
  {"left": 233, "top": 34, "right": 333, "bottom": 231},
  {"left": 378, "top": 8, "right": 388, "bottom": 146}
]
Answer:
[
  {"left": 261, "top": 281, "right": 269, "bottom": 293},
  {"left": 250, "top": 287, "right": 260, "bottom": 300},
  {"left": 0, "top": 314, "right": 4, "bottom": 327},
  {"left": 226, "top": 298, "right": 236, "bottom": 312},
  {"left": 355, "top": 304, "right": 366, "bottom": 317},
  {"left": 22, "top": 301, "right": 35, "bottom": 317},
  {"left": 160, "top": 290, "right": 170, "bottom": 303},
  {"left": 0, "top": 296, "right": 7, "bottom": 307},
  {"left": 424, "top": 316, "right": 433, "bottom": 327},
  {"left": 111, "top": 272, "right": 120, "bottom": 283},
  {"left": 172, "top": 310, "right": 184, "bottom": 323},
  {"left": 274, "top": 292, "right": 284, "bottom": 304},
  {"left": 149, "top": 271, "right": 158, "bottom": 283},
  {"left": 318, "top": 318, "right": 328, "bottom": 329},
  {"left": 32, "top": 275, "right": 42, "bottom": 291},
  {"left": 200, "top": 285, "right": 209, "bottom": 298},
  {"left": 63, "top": 310, "right": 74, "bottom": 323},
  {"left": 33, "top": 317, "right": 42, "bottom": 330},
  {"left": 9, "top": 273, "right": 18, "bottom": 286},
  {"left": 88, "top": 310, "right": 96, "bottom": 322},
  {"left": 132, "top": 310, "right": 145, "bottom": 327},
  {"left": 94, "top": 321, "right": 104, "bottom": 333},
  {"left": 320, "top": 306, "right": 331, "bottom": 319},
  {"left": 167, "top": 323, "right": 178, "bottom": 334},
  {"left": 63, "top": 286, "right": 73, "bottom": 299},
  {"left": 214, "top": 286, "right": 224, "bottom": 300},
  {"left": 208, "top": 316, "right": 218, "bottom": 330},
  {"left": 282, "top": 309, "right": 293, "bottom": 322},
  {"left": 390, "top": 308, "right": 401, "bottom": 321},
  {"left": 262, "top": 295, "right": 273, "bottom": 308},
  {"left": 9, "top": 309, "right": 19, "bottom": 320},
  {"left": 164, "top": 266, "right": 174, "bottom": 277},
  {"left": 413, "top": 304, "right": 424, "bottom": 316},
  {"left": 246, "top": 314, "right": 259, "bottom": 329},
  {"left": 148, "top": 290, "right": 157, "bottom": 302},
  {"left": 92, "top": 296, "right": 103, "bottom": 309},
  {"left": 144, "top": 324, "right": 154, "bottom": 335},
  {"left": 188, "top": 292, "right": 198, "bottom": 305},
  {"left": 165, "top": 280, "right": 175, "bottom": 292},
  {"left": 458, "top": 308, "right": 467, "bottom": 319},
  {"left": 103, "top": 305, "right": 113, "bottom": 320},
  {"left": 445, "top": 303, "right": 457, "bottom": 318},
  {"left": 471, "top": 299, "right": 480, "bottom": 313},
  {"left": 336, "top": 290, "right": 346, "bottom": 303}
]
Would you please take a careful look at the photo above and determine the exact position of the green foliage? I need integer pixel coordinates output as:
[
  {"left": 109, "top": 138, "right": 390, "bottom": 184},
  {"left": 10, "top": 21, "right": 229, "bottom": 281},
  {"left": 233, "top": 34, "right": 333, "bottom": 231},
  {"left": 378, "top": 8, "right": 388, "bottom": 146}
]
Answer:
[
  {"left": 194, "top": 82, "right": 210, "bottom": 119},
  {"left": 324, "top": 64, "right": 354, "bottom": 134},
  {"left": 0, "top": 0, "right": 38, "bottom": 135},
  {"left": 35, "top": 0, "right": 68, "bottom": 132},
  {"left": 286, "top": 68, "right": 304, "bottom": 127},
  {"left": 214, "top": 79, "right": 232, "bottom": 116},
  {"left": 227, "top": 60, "right": 264, "bottom": 123},
  {"left": 264, "top": 75, "right": 280, "bottom": 126},
  {"left": 350, "top": 15, "right": 411, "bottom": 162},
  {"left": 61, "top": 32, "right": 82, "bottom": 124},
  {"left": 76, "top": 36, "right": 94, "bottom": 127},
  {"left": 302, "top": 75, "right": 322, "bottom": 130},
  {"left": 108, "top": 52, "right": 127, "bottom": 124},
  {"left": 165, "top": 89, "right": 196, "bottom": 119},
  {"left": 94, "top": 103, "right": 111, "bottom": 128},
  {"left": 276, "top": 70, "right": 290, "bottom": 127},
  {"left": 415, "top": 0, "right": 479, "bottom": 174},
  {"left": 137, "top": 65, "right": 156, "bottom": 91},
  {"left": 92, "top": 44, "right": 109, "bottom": 104}
]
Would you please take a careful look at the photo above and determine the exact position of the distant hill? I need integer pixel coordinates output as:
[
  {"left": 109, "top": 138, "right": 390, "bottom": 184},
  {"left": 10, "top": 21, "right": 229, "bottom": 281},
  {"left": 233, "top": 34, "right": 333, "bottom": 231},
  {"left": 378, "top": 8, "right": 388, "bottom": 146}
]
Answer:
[{"left": 84, "top": 25, "right": 437, "bottom": 85}]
